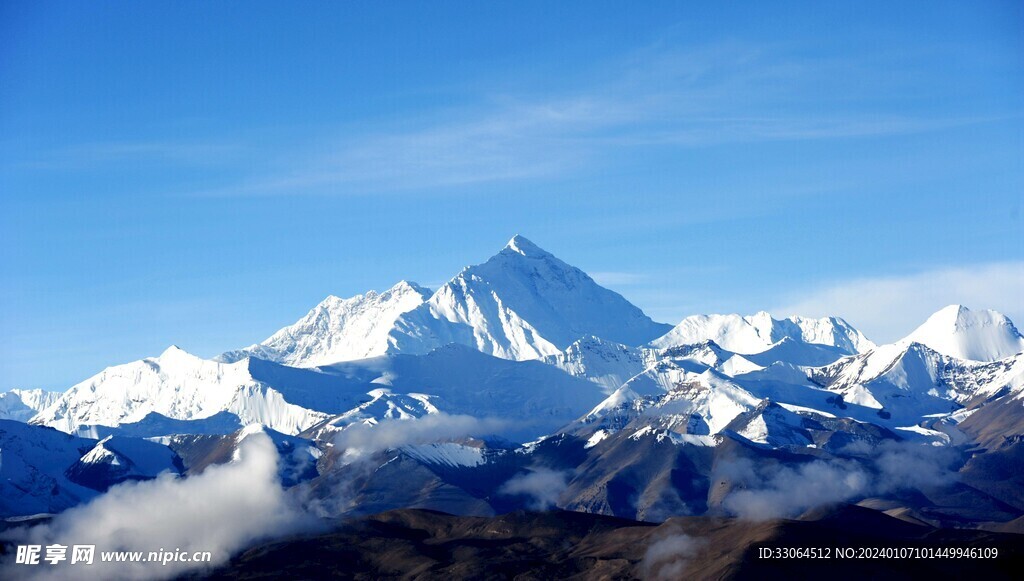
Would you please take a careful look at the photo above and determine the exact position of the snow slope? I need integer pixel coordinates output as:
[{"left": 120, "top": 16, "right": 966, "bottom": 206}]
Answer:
[
  {"left": 399, "top": 442, "right": 489, "bottom": 468},
  {"left": 219, "top": 281, "right": 431, "bottom": 367},
  {"left": 651, "top": 312, "right": 874, "bottom": 355},
  {"left": 743, "top": 337, "right": 852, "bottom": 367},
  {"left": 617, "top": 341, "right": 761, "bottom": 396},
  {"left": 899, "top": 305, "right": 1024, "bottom": 362},
  {"left": 388, "top": 236, "right": 672, "bottom": 360},
  {"left": 70, "top": 410, "right": 246, "bottom": 440},
  {"left": 311, "top": 344, "right": 608, "bottom": 441}
]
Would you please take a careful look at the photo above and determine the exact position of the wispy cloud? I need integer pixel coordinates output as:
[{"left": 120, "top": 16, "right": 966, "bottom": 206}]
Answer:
[
  {"left": 773, "top": 261, "right": 1024, "bottom": 343},
  {"left": 16, "top": 42, "right": 1001, "bottom": 197},
  {"left": 188, "top": 98, "right": 608, "bottom": 196},
  {"left": 185, "top": 41, "right": 992, "bottom": 197}
]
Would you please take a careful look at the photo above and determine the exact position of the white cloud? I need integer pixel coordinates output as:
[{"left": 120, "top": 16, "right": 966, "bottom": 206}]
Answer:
[
  {"left": 332, "top": 413, "right": 508, "bottom": 458},
  {"left": 718, "top": 457, "right": 870, "bottom": 521},
  {"left": 2, "top": 433, "right": 311, "bottom": 580},
  {"left": 773, "top": 262, "right": 1024, "bottom": 343},
  {"left": 497, "top": 468, "right": 570, "bottom": 510},
  {"left": 640, "top": 530, "right": 705, "bottom": 581}
]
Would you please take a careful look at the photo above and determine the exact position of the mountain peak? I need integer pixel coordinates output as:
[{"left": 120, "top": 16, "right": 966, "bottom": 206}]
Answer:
[
  {"left": 929, "top": 304, "right": 969, "bottom": 323},
  {"left": 502, "top": 235, "right": 549, "bottom": 258},
  {"left": 388, "top": 236, "right": 672, "bottom": 358},
  {"left": 159, "top": 345, "right": 188, "bottom": 358},
  {"left": 901, "top": 305, "right": 1024, "bottom": 361},
  {"left": 391, "top": 280, "right": 431, "bottom": 295}
]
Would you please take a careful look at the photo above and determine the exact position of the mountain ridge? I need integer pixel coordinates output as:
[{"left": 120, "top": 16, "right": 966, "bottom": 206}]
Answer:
[
  {"left": 651, "top": 311, "right": 875, "bottom": 355},
  {"left": 218, "top": 280, "right": 432, "bottom": 367}
]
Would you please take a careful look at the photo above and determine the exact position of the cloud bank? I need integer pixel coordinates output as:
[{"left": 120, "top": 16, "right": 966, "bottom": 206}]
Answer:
[
  {"left": 2, "top": 432, "right": 310, "bottom": 581},
  {"left": 718, "top": 441, "right": 959, "bottom": 521},
  {"left": 719, "top": 458, "right": 870, "bottom": 521}
]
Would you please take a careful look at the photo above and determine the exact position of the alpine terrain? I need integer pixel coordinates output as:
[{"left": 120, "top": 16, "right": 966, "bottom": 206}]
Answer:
[{"left": 3, "top": 236, "right": 1023, "bottom": 579}]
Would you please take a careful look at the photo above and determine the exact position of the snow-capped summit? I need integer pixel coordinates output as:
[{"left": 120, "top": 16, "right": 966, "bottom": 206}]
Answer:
[
  {"left": 387, "top": 236, "right": 672, "bottom": 360},
  {"left": 504, "top": 233, "right": 548, "bottom": 257},
  {"left": 219, "top": 281, "right": 431, "bottom": 367},
  {"left": 899, "top": 305, "right": 1024, "bottom": 362},
  {"left": 159, "top": 344, "right": 196, "bottom": 362},
  {"left": 650, "top": 312, "right": 873, "bottom": 355}
]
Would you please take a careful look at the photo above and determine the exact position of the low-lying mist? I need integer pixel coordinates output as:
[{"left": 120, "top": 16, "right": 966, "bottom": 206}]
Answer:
[{"left": 2, "top": 433, "right": 314, "bottom": 581}]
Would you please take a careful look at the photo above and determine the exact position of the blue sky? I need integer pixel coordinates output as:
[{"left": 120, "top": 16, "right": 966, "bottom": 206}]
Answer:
[{"left": 2, "top": 1, "right": 1022, "bottom": 390}]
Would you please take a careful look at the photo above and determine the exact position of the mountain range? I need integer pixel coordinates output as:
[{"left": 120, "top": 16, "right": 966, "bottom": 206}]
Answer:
[{"left": 2, "top": 235, "right": 1023, "bottom": 578}]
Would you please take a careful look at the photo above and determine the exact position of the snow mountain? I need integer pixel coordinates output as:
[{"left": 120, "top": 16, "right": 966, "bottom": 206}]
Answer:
[
  {"left": 219, "top": 281, "right": 431, "bottom": 367},
  {"left": 651, "top": 311, "right": 874, "bottom": 356},
  {"left": 542, "top": 336, "right": 655, "bottom": 395},
  {"left": 898, "top": 304, "right": 1024, "bottom": 362},
  {"left": 64, "top": 435, "right": 184, "bottom": 491},
  {"left": 578, "top": 367, "right": 760, "bottom": 438},
  {"left": 387, "top": 235, "right": 673, "bottom": 360},
  {"left": 30, "top": 346, "right": 365, "bottom": 436},
  {"left": 214, "top": 236, "right": 670, "bottom": 370},
  {"left": 563, "top": 306, "right": 1024, "bottom": 450},
  {"left": 8, "top": 237, "right": 1024, "bottom": 530},
  {"left": 0, "top": 388, "right": 61, "bottom": 421},
  {"left": 809, "top": 341, "right": 1024, "bottom": 426},
  {"left": 30, "top": 343, "right": 608, "bottom": 443}
]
